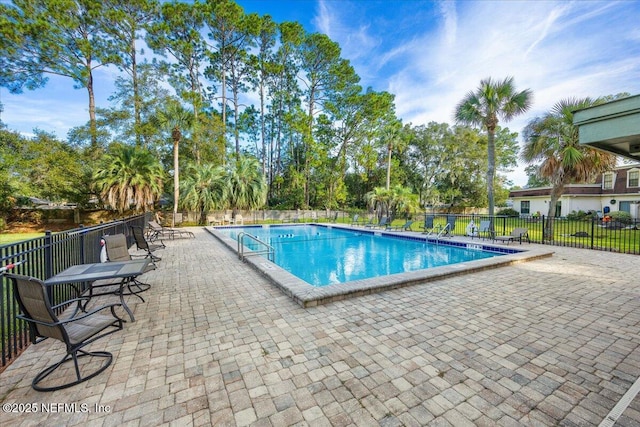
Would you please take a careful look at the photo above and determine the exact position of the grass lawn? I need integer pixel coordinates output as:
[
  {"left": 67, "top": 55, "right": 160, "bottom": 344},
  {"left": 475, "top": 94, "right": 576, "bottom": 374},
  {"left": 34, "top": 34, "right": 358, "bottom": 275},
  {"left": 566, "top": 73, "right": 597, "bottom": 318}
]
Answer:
[{"left": 0, "top": 232, "right": 45, "bottom": 245}]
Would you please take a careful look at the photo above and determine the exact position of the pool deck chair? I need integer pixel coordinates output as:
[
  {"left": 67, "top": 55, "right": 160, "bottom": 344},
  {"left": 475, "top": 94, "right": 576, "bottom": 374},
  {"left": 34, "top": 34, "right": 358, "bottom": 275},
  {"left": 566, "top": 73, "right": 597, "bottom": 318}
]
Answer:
[
  {"left": 366, "top": 216, "right": 389, "bottom": 229},
  {"left": 130, "top": 225, "right": 163, "bottom": 266},
  {"left": 386, "top": 220, "right": 414, "bottom": 232},
  {"left": 207, "top": 214, "right": 221, "bottom": 226},
  {"left": 442, "top": 215, "right": 457, "bottom": 237},
  {"left": 5, "top": 273, "right": 123, "bottom": 391},
  {"left": 95, "top": 234, "right": 153, "bottom": 301},
  {"left": 148, "top": 220, "right": 194, "bottom": 240},
  {"left": 422, "top": 215, "right": 437, "bottom": 235},
  {"left": 473, "top": 220, "right": 493, "bottom": 240},
  {"left": 493, "top": 227, "right": 530, "bottom": 244}
]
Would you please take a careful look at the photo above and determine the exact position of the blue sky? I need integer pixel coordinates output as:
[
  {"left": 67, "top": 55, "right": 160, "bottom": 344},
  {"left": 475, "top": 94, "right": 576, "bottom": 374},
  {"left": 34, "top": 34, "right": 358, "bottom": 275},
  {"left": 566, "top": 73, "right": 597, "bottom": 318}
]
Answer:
[{"left": 2, "top": 0, "right": 640, "bottom": 186}]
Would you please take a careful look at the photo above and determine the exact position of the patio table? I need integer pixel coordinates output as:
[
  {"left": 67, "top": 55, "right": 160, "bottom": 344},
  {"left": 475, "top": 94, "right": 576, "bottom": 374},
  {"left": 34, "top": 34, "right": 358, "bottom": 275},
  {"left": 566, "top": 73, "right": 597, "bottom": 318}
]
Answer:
[{"left": 44, "top": 259, "right": 150, "bottom": 322}]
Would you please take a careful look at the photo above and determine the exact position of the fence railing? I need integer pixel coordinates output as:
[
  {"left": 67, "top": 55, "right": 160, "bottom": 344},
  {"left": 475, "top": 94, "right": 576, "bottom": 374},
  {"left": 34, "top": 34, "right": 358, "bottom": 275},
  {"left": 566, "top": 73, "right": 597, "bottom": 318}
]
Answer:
[
  {"left": 213, "top": 210, "right": 640, "bottom": 255},
  {"left": 0, "top": 213, "right": 149, "bottom": 368},
  {"left": 412, "top": 213, "right": 640, "bottom": 254}
]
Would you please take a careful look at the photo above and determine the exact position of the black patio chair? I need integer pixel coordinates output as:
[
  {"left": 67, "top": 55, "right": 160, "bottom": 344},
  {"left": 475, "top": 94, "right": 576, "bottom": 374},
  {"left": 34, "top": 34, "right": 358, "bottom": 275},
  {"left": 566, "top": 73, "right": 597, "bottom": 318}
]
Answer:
[
  {"left": 5, "top": 273, "right": 123, "bottom": 391},
  {"left": 130, "top": 225, "right": 163, "bottom": 266}
]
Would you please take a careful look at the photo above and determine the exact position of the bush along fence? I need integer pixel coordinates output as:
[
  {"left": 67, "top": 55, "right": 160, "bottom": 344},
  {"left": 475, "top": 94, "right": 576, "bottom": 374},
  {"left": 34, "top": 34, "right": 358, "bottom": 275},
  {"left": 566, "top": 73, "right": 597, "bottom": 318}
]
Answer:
[{"left": 0, "top": 213, "right": 149, "bottom": 369}]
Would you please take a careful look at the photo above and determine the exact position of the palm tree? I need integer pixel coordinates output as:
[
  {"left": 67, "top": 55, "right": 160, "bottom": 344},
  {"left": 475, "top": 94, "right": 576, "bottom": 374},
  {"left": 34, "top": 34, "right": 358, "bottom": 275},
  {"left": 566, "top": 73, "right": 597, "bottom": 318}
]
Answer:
[
  {"left": 94, "top": 144, "right": 164, "bottom": 213},
  {"left": 365, "top": 186, "right": 393, "bottom": 221},
  {"left": 180, "top": 163, "right": 227, "bottom": 225},
  {"left": 454, "top": 77, "right": 532, "bottom": 218},
  {"left": 226, "top": 155, "right": 267, "bottom": 217},
  {"left": 521, "top": 97, "right": 617, "bottom": 239},
  {"left": 151, "top": 100, "right": 193, "bottom": 226},
  {"left": 389, "top": 185, "right": 419, "bottom": 220}
]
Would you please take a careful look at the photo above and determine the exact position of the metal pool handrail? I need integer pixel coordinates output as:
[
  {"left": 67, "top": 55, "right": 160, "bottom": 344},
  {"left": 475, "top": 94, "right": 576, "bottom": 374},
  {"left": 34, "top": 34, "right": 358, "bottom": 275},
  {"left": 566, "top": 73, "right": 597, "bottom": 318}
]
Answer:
[{"left": 237, "top": 232, "right": 275, "bottom": 262}]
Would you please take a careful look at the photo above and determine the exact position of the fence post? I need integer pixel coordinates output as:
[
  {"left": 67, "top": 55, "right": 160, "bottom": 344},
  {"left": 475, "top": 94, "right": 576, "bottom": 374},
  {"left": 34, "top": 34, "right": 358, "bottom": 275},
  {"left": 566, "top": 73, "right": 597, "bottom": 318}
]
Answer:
[
  {"left": 79, "top": 224, "right": 86, "bottom": 265},
  {"left": 590, "top": 219, "right": 595, "bottom": 250},
  {"left": 44, "top": 230, "right": 53, "bottom": 280}
]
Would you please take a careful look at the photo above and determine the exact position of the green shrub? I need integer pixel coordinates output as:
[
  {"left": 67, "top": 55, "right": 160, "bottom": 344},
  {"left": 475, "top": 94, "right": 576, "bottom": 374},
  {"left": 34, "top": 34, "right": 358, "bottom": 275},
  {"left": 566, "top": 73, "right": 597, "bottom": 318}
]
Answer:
[
  {"left": 609, "top": 210, "right": 632, "bottom": 224},
  {"left": 567, "top": 210, "right": 596, "bottom": 221},
  {"left": 496, "top": 208, "right": 520, "bottom": 217}
]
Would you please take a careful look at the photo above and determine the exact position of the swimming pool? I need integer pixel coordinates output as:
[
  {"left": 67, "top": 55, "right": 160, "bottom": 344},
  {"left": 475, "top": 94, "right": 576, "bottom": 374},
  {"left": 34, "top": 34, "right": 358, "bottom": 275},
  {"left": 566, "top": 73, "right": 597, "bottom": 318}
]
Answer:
[
  {"left": 209, "top": 224, "right": 553, "bottom": 306},
  {"left": 216, "top": 224, "right": 504, "bottom": 286}
]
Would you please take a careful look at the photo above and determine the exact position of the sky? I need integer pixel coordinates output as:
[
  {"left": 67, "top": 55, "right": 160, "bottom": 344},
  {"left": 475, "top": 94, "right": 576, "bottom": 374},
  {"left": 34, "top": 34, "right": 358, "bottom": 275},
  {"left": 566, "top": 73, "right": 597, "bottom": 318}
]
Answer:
[{"left": 2, "top": 0, "right": 640, "bottom": 187}]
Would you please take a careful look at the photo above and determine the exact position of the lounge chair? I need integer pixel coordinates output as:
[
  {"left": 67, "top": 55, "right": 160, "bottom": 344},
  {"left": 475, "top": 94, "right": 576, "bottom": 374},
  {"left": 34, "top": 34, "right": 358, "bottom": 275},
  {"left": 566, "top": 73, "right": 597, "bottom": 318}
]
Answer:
[
  {"left": 362, "top": 215, "right": 376, "bottom": 227},
  {"left": 148, "top": 220, "right": 194, "bottom": 240},
  {"left": 207, "top": 214, "right": 221, "bottom": 226},
  {"left": 350, "top": 214, "right": 361, "bottom": 226},
  {"left": 5, "top": 273, "right": 123, "bottom": 391},
  {"left": 493, "top": 227, "right": 530, "bottom": 244},
  {"left": 386, "top": 220, "right": 414, "bottom": 231},
  {"left": 366, "top": 216, "right": 389, "bottom": 229},
  {"left": 232, "top": 214, "right": 244, "bottom": 225},
  {"left": 130, "top": 225, "right": 163, "bottom": 266}
]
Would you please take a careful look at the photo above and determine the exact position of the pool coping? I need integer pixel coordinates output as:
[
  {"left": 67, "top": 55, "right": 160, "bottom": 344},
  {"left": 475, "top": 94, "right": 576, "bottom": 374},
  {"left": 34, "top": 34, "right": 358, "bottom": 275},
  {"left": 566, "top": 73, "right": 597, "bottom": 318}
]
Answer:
[{"left": 205, "top": 224, "right": 555, "bottom": 307}]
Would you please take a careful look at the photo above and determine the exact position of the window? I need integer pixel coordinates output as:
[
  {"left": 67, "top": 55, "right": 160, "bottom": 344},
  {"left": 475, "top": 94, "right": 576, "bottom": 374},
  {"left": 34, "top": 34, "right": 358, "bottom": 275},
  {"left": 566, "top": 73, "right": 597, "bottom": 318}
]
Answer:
[
  {"left": 520, "top": 201, "right": 530, "bottom": 214},
  {"left": 603, "top": 172, "right": 614, "bottom": 190},
  {"left": 628, "top": 170, "right": 639, "bottom": 188}
]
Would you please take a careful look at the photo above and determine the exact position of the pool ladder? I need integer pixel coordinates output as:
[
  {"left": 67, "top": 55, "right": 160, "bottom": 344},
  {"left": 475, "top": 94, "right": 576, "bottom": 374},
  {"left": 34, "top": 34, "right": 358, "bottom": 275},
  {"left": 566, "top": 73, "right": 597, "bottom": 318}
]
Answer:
[
  {"left": 237, "top": 232, "right": 275, "bottom": 262},
  {"left": 429, "top": 223, "right": 453, "bottom": 245}
]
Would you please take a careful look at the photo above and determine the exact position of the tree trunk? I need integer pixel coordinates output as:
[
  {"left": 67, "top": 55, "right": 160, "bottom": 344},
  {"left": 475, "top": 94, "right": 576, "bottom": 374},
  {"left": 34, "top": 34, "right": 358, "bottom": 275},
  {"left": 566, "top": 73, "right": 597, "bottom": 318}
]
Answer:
[
  {"left": 487, "top": 129, "right": 496, "bottom": 219},
  {"left": 386, "top": 143, "right": 392, "bottom": 190},
  {"left": 132, "top": 37, "right": 141, "bottom": 147},
  {"left": 172, "top": 131, "right": 180, "bottom": 228},
  {"left": 87, "top": 67, "right": 97, "bottom": 152},
  {"left": 545, "top": 184, "right": 564, "bottom": 240}
]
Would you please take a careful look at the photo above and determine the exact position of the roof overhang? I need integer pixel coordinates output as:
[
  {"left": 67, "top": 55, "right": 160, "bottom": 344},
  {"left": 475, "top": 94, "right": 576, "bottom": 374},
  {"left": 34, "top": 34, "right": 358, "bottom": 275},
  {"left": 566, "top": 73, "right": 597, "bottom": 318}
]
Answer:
[{"left": 574, "top": 94, "right": 640, "bottom": 162}]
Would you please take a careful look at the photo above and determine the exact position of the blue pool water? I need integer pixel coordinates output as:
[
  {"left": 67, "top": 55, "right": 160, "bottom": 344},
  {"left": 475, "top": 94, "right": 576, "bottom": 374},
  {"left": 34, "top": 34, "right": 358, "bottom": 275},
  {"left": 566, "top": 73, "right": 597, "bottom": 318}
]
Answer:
[{"left": 217, "top": 225, "right": 504, "bottom": 287}]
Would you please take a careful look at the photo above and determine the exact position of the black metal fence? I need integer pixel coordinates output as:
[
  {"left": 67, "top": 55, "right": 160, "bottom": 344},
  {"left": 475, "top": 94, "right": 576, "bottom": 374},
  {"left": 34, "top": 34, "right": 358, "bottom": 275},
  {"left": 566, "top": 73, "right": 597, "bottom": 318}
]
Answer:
[
  {"left": 222, "top": 210, "right": 640, "bottom": 255},
  {"left": 413, "top": 213, "right": 640, "bottom": 254},
  {"left": 0, "top": 214, "right": 148, "bottom": 368}
]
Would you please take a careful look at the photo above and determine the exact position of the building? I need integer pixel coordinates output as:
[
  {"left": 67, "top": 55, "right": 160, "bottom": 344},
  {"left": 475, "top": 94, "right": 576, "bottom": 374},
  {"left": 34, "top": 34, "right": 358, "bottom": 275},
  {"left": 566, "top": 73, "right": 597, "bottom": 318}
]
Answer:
[
  {"left": 573, "top": 94, "right": 640, "bottom": 163},
  {"left": 509, "top": 164, "right": 640, "bottom": 219}
]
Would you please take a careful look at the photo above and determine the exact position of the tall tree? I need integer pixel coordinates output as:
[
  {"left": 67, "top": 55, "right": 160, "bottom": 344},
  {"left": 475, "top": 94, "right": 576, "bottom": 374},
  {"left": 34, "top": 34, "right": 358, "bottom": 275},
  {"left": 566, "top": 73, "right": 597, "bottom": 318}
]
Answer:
[
  {"left": 204, "top": 0, "right": 257, "bottom": 156},
  {"left": 266, "top": 21, "right": 304, "bottom": 200},
  {"left": 151, "top": 101, "right": 194, "bottom": 226},
  {"left": 94, "top": 144, "right": 164, "bottom": 213},
  {"left": 0, "top": 0, "right": 112, "bottom": 150},
  {"left": 147, "top": 0, "right": 207, "bottom": 161},
  {"left": 521, "top": 97, "right": 617, "bottom": 239},
  {"left": 249, "top": 14, "right": 277, "bottom": 175},
  {"left": 297, "top": 33, "right": 358, "bottom": 207},
  {"left": 102, "top": 0, "right": 159, "bottom": 146},
  {"left": 454, "top": 77, "right": 532, "bottom": 218},
  {"left": 99, "top": 63, "right": 172, "bottom": 147}
]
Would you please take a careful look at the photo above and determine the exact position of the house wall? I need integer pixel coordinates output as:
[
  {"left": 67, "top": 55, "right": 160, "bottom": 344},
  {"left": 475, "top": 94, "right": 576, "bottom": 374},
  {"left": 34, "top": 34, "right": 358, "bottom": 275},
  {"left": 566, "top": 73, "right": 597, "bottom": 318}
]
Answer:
[{"left": 511, "top": 195, "right": 640, "bottom": 219}]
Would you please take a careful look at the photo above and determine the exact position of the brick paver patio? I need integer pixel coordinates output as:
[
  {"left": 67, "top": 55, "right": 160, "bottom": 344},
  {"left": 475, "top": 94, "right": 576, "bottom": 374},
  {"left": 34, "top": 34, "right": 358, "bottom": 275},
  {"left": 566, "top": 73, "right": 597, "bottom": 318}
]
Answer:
[{"left": 1, "top": 228, "right": 639, "bottom": 426}]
